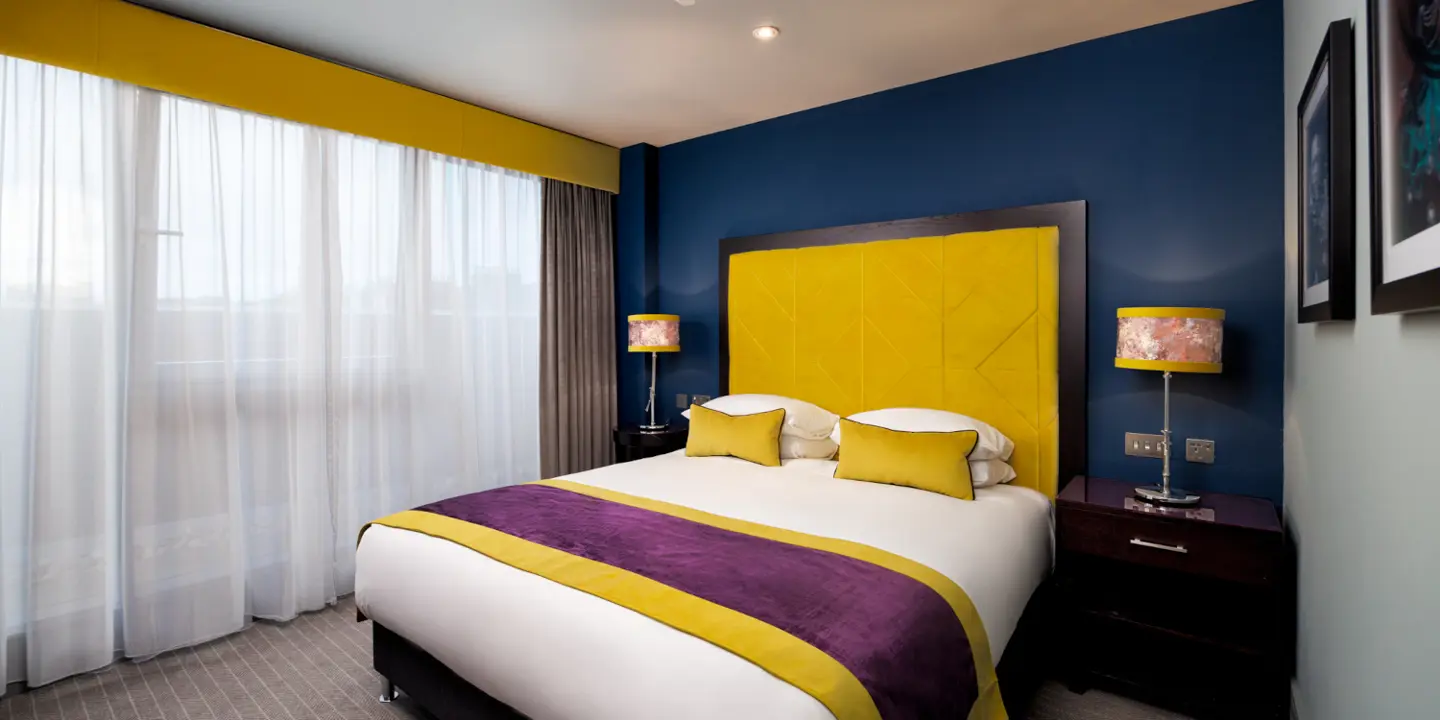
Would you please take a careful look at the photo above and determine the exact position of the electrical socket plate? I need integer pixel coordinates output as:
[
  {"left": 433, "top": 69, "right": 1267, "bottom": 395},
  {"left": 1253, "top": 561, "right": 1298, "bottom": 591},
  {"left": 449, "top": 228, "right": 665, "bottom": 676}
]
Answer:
[
  {"left": 675, "top": 393, "right": 688, "bottom": 409},
  {"left": 693, "top": 394, "right": 712, "bottom": 406},
  {"left": 1125, "top": 432, "right": 1165, "bottom": 459},
  {"left": 1186, "top": 438, "right": 1216, "bottom": 464}
]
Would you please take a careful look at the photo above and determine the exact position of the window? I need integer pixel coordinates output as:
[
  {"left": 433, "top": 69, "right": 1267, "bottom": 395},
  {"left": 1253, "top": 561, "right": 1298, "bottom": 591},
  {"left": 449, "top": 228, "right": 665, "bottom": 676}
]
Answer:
[{"left": 0, "top": 54, "right": 540, "bottom": 687}]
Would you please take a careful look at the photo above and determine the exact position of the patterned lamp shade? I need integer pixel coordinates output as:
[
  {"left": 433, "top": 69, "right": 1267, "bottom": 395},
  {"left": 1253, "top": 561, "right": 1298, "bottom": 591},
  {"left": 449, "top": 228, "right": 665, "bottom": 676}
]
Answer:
[
  {"left": 1115, "top": 307, "right": 1224, "bottom": 374},
  {"left": 628, "top": 314, "right": 681, "bottom": 353}
]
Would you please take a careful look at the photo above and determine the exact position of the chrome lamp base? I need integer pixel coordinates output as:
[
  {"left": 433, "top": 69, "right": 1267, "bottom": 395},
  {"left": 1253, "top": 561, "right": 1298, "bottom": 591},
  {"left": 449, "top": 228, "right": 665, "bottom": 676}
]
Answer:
[
  {"left": 1134, "top": 484, "right": 1202, "bottom": 506},
  {"left": 1135, "top": 370, "right": 1203, "bottom": 507},
  {"left": 640, "top": 351, "right": 668, "bottom": 432}
]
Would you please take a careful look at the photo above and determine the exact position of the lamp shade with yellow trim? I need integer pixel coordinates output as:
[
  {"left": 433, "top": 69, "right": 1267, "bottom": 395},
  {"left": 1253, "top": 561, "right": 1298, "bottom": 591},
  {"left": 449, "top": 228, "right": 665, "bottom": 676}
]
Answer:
[
  {"left": 628, "top": 314, "right": 680, "bottom": 353},
  {"left": 1115, "top": 307, "right": 1224, "bottom": 374}
]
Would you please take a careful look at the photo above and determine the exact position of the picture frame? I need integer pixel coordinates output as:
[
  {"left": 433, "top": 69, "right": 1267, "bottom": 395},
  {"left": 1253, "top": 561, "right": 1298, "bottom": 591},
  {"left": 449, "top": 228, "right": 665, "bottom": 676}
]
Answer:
[
  {"left": 1368, "top": 0, "right": 1440, "bottom": 313},
  {"left": 1297, "top": 19, "right": 1356, "bottom": 323}
]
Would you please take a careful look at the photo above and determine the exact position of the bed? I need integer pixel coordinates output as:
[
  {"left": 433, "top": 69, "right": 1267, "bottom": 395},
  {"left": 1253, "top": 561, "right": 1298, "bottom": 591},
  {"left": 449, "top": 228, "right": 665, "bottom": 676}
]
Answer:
[{"left": 355, "top": 201, "right": 1088, "bottom": 720}]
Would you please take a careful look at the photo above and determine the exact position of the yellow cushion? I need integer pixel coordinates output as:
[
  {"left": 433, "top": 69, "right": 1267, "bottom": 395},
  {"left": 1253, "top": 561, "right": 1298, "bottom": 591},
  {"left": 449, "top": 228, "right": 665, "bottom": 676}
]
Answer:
[
  {"left": 833, "top": 418, "right": 979, "bottom": 501},
  {"left": 685, "top": 405, "right": 785, "bottom": 466}
]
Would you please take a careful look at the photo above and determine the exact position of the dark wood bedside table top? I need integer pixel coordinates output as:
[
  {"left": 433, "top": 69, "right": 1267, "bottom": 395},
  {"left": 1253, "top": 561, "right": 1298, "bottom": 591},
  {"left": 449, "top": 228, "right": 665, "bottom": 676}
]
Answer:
[
  {"left": 1058, "top": 475, "right": 1281, "bottom": 533},
  {"left": 612, "top": 425, "right": 688, "bottom": 445}
]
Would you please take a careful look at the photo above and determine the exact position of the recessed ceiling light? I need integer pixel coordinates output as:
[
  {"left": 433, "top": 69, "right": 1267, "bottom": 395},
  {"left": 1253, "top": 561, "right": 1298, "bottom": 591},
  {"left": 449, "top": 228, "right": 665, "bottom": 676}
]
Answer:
[{"left": 752, "top": 26, "right": 780, "bottom": 40}]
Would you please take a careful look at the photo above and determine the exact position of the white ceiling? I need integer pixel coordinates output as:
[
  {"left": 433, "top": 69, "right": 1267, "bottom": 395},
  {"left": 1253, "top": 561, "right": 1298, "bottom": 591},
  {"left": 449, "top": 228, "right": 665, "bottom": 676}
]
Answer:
[{"left": 132, "top": 0, "right": 1248, "bottom": 147}]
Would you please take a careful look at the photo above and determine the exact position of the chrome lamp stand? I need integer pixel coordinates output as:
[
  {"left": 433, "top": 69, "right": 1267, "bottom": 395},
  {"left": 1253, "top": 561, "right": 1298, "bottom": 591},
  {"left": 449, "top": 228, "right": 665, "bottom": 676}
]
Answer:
[
  {"left": 1134, "top": 371, "right": 1201, "bottom": 506},
  {"left": 640, "top": 350, "right": 666, "bottom": 431}
]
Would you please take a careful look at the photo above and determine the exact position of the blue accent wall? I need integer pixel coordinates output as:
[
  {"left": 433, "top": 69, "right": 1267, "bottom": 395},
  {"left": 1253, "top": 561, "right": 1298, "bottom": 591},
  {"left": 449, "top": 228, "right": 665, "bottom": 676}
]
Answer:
[
  {"left": 617, "top": 0, "right": 1284, "bottom": 502},
  {"left": 615, "top": 144, "right": 657, "bottom": 425}
]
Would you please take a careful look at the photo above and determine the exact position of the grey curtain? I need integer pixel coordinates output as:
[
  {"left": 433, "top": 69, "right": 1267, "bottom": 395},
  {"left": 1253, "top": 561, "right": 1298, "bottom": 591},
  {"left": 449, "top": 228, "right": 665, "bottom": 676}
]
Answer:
[{"left": 540, "top": 178, "right": 618, "bottom": 477}]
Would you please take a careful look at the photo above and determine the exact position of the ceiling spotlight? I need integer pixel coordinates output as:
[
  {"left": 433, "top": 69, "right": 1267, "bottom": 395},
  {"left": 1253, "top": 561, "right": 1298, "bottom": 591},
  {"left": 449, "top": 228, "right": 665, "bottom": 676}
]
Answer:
[{"left": 752, "top": 26, "right": 780, "bottom": 40}]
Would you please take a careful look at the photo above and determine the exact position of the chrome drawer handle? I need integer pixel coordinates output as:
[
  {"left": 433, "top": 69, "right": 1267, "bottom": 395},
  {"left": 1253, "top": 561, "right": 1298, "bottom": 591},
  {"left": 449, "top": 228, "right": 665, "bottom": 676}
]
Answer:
[{"left": 1130, "top": 538, "right": 1188, "bottom": 554}]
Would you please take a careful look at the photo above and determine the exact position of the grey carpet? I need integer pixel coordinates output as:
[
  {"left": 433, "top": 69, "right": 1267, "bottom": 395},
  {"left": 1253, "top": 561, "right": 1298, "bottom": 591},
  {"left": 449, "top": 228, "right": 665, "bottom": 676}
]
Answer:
[{"left": 0, "top": 599, "right": 1187, "bottom": 720}]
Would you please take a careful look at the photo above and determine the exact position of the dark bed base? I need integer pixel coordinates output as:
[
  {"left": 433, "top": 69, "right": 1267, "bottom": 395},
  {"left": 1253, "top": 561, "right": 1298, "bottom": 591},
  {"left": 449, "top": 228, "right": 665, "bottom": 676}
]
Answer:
[
  {"left": 371, "top": 579, "right": 1054, "bottom": 720},
  {"left": 373, "top": 621, "right": 526, "bottom": 720}
]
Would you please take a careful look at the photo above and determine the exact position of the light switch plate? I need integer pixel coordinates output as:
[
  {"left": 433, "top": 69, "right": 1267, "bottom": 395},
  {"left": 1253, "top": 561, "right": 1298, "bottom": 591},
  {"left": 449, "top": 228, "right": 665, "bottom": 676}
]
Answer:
[
  {"left": 675, "top": 393, "right": 688, "bottom": 409},
  {"left": 692, "top": 394, "right": 712, "bottom": 406},
  {"left": 1186, "top": 438, "right": 1216, "bottom": 464},
  {"left": 1125, "top": 432, "right": 1165, "bottom": 458}
]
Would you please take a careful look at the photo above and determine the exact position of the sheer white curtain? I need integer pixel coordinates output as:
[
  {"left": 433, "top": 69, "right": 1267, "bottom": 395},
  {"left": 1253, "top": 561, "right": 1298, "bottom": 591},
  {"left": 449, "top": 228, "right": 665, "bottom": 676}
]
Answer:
[{"left": 0, "top": 55, "right": 541, "bottom": 688}]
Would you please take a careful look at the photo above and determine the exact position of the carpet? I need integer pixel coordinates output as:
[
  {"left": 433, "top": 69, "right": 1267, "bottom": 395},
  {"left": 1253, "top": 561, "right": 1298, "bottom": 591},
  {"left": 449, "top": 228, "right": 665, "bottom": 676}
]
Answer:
[{"left": 0, "top": 599, "right": 1188, "bottom": 720}]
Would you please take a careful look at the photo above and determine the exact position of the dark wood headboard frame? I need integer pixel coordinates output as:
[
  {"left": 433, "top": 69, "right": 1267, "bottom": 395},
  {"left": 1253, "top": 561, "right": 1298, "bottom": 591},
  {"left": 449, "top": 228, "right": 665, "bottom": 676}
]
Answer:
[{"left": 718, "top": 200, "right": 1088, "bottom": 489}]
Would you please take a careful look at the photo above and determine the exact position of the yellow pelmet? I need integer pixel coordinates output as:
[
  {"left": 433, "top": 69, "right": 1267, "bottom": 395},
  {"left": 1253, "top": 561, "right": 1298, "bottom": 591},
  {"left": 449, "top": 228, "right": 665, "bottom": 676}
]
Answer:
[
  {"left": 730, "top": 226, "right": 1062, "bottom": 498},
  {"left": 0, "top": 0, "right": 619, "bottom": 192}
]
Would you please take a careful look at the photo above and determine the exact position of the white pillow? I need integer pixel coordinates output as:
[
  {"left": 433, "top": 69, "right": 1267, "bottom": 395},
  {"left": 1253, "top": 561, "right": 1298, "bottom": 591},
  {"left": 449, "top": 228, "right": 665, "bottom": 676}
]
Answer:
[
  {"left": 830, "top": 408, "right": 1015, "bottom": 461},
  {"left": 682, "top": 394, "right": 839, "bottom": 440},
  {"left": 780, "top": 435, "right": 839, "bottom": 460},
  {"left": 969, "top": 459, "right": 1018, "bottom": 488}
]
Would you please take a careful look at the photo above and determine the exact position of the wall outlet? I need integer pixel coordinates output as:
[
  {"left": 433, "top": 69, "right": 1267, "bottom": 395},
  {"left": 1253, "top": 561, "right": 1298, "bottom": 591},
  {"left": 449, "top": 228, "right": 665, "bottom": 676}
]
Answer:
[
  {"left": 1125, "top": 432, "right": 1166, "bottom": 459},
  {"left": 675, "top": 393, "right": 688, "bottom": 409},
  {"left": 693, "top": 394, "right": 712, "bottom": 406},
  {"left": 1186, "top": 438, "right": 1216, "bottom": 464}
]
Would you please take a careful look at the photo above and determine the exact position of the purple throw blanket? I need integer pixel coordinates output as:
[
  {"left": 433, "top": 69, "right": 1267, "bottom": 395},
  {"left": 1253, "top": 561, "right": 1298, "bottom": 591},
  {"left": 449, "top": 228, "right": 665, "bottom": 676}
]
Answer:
[{"left": 417, "top": 483, "right": 981, "bottom": 719}]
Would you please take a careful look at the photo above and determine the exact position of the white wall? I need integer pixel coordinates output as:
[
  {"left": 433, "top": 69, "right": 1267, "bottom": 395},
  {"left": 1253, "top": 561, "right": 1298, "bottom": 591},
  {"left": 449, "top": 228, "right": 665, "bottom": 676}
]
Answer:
[{"left": 1284, "top": 1, "right": 1440, "bottom": 718}]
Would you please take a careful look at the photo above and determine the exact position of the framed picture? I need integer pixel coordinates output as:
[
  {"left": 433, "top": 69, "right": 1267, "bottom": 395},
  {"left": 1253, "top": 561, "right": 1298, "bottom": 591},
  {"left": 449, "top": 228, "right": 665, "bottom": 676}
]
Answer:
[
  {"left": 1298, "top": 19, "right": 1356, "bottom": 323},
  {"left": 1369, "top": 0, "right": 1440, "bottom": 313}
]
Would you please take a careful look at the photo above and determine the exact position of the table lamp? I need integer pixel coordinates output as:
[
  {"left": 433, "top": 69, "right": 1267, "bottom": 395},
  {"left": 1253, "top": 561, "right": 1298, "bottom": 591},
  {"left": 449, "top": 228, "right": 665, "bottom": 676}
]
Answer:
[
  {"left": 628, "top": 314, "right": 680, "bottom": 431},
  {"left": 1115, "top": 307, "right": 1224, "bottom": 506}
]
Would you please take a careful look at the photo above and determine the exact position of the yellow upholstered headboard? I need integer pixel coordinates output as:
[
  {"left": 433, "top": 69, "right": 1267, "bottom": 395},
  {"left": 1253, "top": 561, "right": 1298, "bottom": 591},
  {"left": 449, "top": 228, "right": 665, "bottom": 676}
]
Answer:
[{"left": 719, "top": 203, "right": 1087, "bottom": 499}]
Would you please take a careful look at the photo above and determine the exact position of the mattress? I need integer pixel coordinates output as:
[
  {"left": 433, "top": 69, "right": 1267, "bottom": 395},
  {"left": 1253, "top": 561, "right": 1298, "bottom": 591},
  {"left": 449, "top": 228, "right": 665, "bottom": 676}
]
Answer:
[{"left": 355, "top": 451, "right": 1053, "bottom": 720}]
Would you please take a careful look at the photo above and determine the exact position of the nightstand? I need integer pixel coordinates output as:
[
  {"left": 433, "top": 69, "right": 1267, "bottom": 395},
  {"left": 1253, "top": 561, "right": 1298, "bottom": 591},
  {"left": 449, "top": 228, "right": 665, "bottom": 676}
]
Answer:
[
  {"left": 1055, "top": 476, "right": 1293, "bottom": 720},
  {"left": 612, "top": 425, "right": 688, "bottom": 463}
]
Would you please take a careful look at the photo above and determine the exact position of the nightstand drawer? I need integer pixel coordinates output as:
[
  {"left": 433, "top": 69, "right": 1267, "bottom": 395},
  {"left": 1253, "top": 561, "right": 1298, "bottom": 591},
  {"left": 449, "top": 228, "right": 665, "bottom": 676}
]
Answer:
[{"left": 1058, "top": 505, "right": 1281, "bottom": 585}]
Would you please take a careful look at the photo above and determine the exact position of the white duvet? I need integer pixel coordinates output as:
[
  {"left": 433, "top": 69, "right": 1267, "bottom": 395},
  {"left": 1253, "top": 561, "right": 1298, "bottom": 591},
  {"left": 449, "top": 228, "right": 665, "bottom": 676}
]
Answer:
[{"left": 355, "top": 451, "right": 1053, "bottom": 720}]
